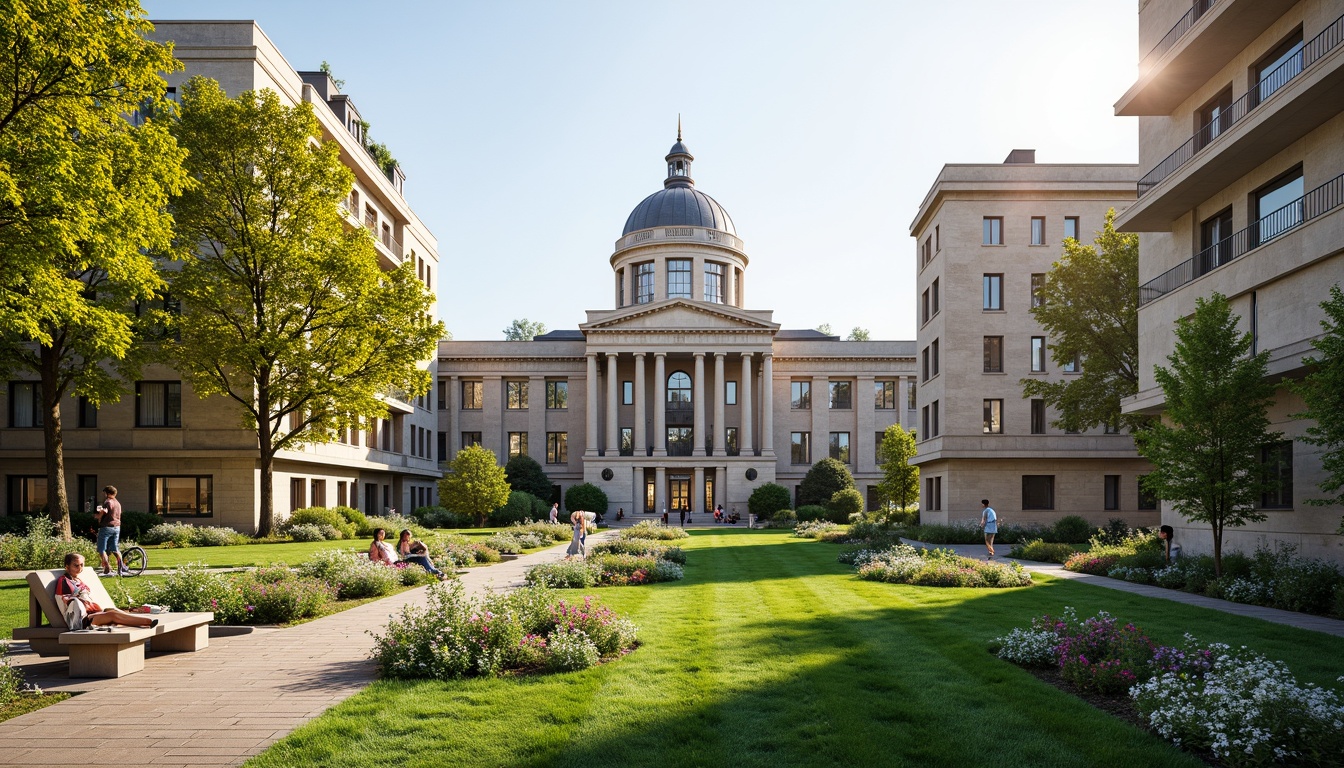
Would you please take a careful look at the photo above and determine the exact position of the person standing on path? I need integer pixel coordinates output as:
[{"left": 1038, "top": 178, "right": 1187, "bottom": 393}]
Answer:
[
  {"left": 95, "top": 485, "right": 126, "bottom": 576},
  {"left": 979, "top": 499, "right": 998, "bottom": 559},
  {"left": 549, "top": 502, "right": 559, "bottom": 524},
  {"left": 679, "top": 507, "right": 686, "bottom": 527},
  {"left": 565, "top": 509, "right": 586, "bottom": 558}
]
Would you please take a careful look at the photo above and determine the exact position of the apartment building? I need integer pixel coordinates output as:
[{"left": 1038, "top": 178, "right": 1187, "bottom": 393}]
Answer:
[
  {"left": 910, "top": 152, "right": 1155, "bottom": 528},
  {"left": 438, "top": 136, "right": 917, "bottom": 516},
  {"left": 1, "top": 21, "right": 442, "bottom": 531},
  {"left": 1116, "top": 0, "right": 1344, "bottom": 559}
]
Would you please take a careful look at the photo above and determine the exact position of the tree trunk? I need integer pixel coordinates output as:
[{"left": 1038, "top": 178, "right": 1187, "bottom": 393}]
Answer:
[
  {"left": 39, "top": 345, "right": 71, "bottom": 539},
  {"left": 256, "top": 383, "right": 275, "bottom": 537},
  {"left": 1211, "top": 519, "right": 1223, "bottom": 578}
]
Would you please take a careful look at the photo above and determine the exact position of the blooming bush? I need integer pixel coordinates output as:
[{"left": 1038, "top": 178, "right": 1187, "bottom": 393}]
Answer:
[
  {"left": 618, "top": 521, "right": 689, "bottom": 541},
  {"left": 286, "top": 523, "right": 340, "bottom": 543},
  {"left": 511, "top": 521, "right": 572, "bottom": 543},
  {"left": 279, "top": 508, "right": 355, "bottom": 539},
  {"left": 794, "top": 520, "right": 841, "bottom": 539},
  {"left": 143, "top": 562, "right": 231, "bottom": 611},
  {"left": 990, "top": 628, "right": 1059, "bottom": 668},
  {"left": 1054, "top": 612, "right": 1159, "bottom": 695},
  {"left": 0, "top": 517, "right": 100, "bottom": 570},
  {"left": 547, "top": 627, "right": 600, "bottom": 672},
  {"left": 297, "top": 550, "right": 400, "bottom": 599},
  {"left": 1063, "top": 552, "right": 1120, "bottom": 576},
  {"left": 525, "top": 559, "right": 601, "bottom": 588},
  {"left": 588, "top": 538, "right": 686, "bottom": 564},
  {"left": 1106, "top": 565, "right": 1156, "bottom": 585},
  {"left": 141, "top": 522, "right": 249, "bottom": 547},
  {"left": 485, "top": 531, "right": 547, "bottom": 554},
  {"left": 212, "top": 567, "right": 335, "bottom": 624},
  {"left": 856, "top": 545, "right": 1031, "bottom": 588}
]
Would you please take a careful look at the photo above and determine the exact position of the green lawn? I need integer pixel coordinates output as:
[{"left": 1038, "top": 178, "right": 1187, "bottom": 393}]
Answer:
[{"left": 245, "top": 529, "right": 1344, "bottom": 768}]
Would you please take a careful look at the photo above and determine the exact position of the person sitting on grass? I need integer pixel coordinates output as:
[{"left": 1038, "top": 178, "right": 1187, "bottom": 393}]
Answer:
[
  {"left": 397, "top": 529, "right": 447, "bottom": 580},
  {"left": 369, "top": 527, "right": 399, "bottom": 566},
  {"left": 56, "top": 553, "right": 158, "bottom": 630}
]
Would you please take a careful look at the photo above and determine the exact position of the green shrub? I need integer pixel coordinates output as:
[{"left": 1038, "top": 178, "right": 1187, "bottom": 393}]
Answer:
[
  {"left": 412, "top": 506, "right": 473, "bottom": 529},
  {"left": 1334, "top": 584, "right": 1344, "bottom": 619},
  {"left": 282, "top": 507, "right": 355, "bottom": 539},
  {"left": 288, "top": 523, "right": 337, "bottom": 542},
  {"left": 144, "top": 562, "right": 232, "bottom": 612},
  {"left": 1007, "top": 539, "right": 1076, "bottom": 564},
  {"left": 828, "top": 488, "right": 864, "bottom": 520},
  {"left": 794, "top": 520, "right": 840, "bottom": 539},
  {"left": 1063, "top": 552, "right": 1120, "bottom": 575},
  {"left": 617, "top": 521, "right": 689, "bottom": 541},
  {"left": 504, "top": 454, "right": 552, "bottom": 501},
  {"left": 0, "top": 645, "right": 29, "bottom": 706},
  {"left": 748, "top": 483, "right": 791, "bottom": 520},
  {"left": 140, "top": 522, "right": 248, "bottom": 547},
  {"left": 473, "top": 545, "right": 502, "bottom": 564},
  {"left": 215, "top": 566, "right": 335, "bottom": 624},
  {"left": 297, "top": 550, "right": 399, "bottom": 599},
  {"left": 525, "top": 559, "right": 600, "bottom": 588},
  {"left": 795, "top": 504, "right": 831, "bottom": 523},
  {"left": 358, "top": 516, "right": 430, "bottom": 540},
  {"left": 512, "top": 521, "right": 571, "bottom": 543},
  {"left": 857, "top": 545, "right": 1031, "bottom": 588},
  {"left": 797, "top": 458, "right": 855, "bottom": 508},
  {"left": 905, "top": 522, "right": 1044, "bottom": 546},
  {"left": 589, "top": 539, "right": 685, "bottom": 564},
  {"left": 1248, "top": 545, "right": 1344, "bottom": 615},
  {"left": 491, "top": 490, "right": 543, "bottom": 526},
  {"left": 0, "top": 517, "right": 101, "bottom": 570},
  {"left": 1050, "top": 515, "right": 1093, "bottom": 544},
  {"left": 564, "top": 483, "right": 609, "bottom": 518},
  {"left": 331, "top": 505, "right": 367, "bottom": 531}
]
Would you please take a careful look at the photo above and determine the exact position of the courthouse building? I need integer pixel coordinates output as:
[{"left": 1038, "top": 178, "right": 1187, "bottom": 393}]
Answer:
[
  {"left": 1116, "top": 0, "right": 1344, "bottom": 560},
  {"left": 910, "top": 151, "right": 1156, "bottom": 528},
  {"left": 1, "top": 21, "right": 442, "bottom": 531},
  {"left": 438, "top": 136, "right": 917, "bottom": 517}
]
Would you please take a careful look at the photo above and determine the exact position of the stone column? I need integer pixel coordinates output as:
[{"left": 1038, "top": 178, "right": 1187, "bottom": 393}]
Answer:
[
  {"left": 858, "top": 375, "right": 876, "bottom": 472},
  {"left": 528, "top": 374, "right": 545, "bottom": 461},
  {"left": 448, "top": 375, "right": 460, "bottom": 457},
  {"left": 718, "top": 465, "right": 728, "bottom": 509},
  {"left": 725, "top": 267, "right": 737, "bottom": 308},
  {"left": 632, "top": 466, "right": 643, "bottom": 514},
  {"left": 812, "top": 375, "right": 830, "bottom": 464},
  {"left": 693, "top": 466, "right": 705, "bottom": 514},
  {"left": 739, "top": 353, "right": 753, "bottom": 456},
  {"left": 605, "top": 353, "right": 619, "bottom": 455},
  {"left": 634, "top": 353, "right": 647, "bottom": 454},
  {"left": 692, "top": 352, "right": 706, "bottom": 456},
  {"left": 761, "top": 353, "right": 775, "bottom": 457},
  {"left": 713, "top": 352, "right": 726, "bottom": 456},
  {"left": 653, "top": 352, "right": 667, "bottom": 456},
  {"left": 655, "top": 466, "right": 667, "bottom": 517},
  {"left": 585, "top": 353, "right": 598, "bottom": 457}
]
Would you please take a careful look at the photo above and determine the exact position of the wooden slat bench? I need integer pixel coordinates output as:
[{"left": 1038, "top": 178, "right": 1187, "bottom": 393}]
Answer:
[{"left": 12, "top": 569, "right": 213, "bottom": 678}]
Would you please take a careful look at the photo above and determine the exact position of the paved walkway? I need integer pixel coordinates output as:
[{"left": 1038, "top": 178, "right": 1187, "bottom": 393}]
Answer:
[
  {"left": 0, "top": 534, "right": 613, "bottom": 768},
  {"left": 909, "top": 540, "right": 1344, "bottom": 638}
]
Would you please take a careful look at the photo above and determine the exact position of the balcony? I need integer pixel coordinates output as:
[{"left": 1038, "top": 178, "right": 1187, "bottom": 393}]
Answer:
[
  {"left": 1117, "top": 0, "right": 1298, "bottom": 116},
  {"left": 1139, "top": 172, "right": 1344, "bottom": 305},
  {"left": 339, "top": 200, "right": 405, "bottom": 260}
]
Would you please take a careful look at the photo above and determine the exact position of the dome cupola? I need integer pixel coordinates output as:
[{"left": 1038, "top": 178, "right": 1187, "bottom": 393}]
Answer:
[{"left": 622, "top": 123, "right": 736, "bottom": 236}]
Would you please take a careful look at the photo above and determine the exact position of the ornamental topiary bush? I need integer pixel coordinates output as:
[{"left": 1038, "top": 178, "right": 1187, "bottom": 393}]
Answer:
[
  {"left": 829, "top": 488, "right": 864, "bottom": 520},
  {"left": 1008, "top": 539, "right": 1077, "bottom": 563},
  {"left": 798, "top": 458, "right": 855, "bottom": 508},
  {"left": 794, "top": 505, "right": 831, "bottom": 523},
  {"left": 491, "top": 490, "right": 543, "bottom": 527},
  {"left": 748, "top": 483, "right": 791, "bottom": 521},
  {"left": 564, "top": 483, "right": 608, "bottom": 519}
]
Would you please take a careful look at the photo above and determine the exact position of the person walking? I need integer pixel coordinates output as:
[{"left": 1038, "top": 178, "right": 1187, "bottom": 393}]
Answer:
[
  {"left": 95, "top": 486, "right": 127, "bottom": 576},
  {"left": 679, "top": 507, "right": 686, "bottom": 527},
  {"left": 979, "top": 499, "right": 998, "bottom": 559},
  {"left": 566, "top": 509, "right": 586, "bottom": 558},
  {"left": 549, "top": 502, "right": 560, "bottom": 524}
]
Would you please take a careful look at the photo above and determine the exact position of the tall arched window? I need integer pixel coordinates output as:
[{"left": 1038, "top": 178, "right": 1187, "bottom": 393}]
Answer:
[{"left": 667, "top": 372, "right": 691, "bottom": 404}]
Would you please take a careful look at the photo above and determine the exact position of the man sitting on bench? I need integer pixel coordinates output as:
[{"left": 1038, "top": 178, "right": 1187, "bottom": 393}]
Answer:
[{"left": 56, "top": 553, "right": 158, "bottom": 630}]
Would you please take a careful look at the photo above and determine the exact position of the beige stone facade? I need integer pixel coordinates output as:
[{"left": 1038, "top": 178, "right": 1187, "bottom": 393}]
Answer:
[
  {"left": 1117, "top": 0, "right": 1344, "bottom": 560},
  {"left": 909, "top": 153, "right": 1156, "bottom": 529},
  {"left": 1, "top": 21, "right": 442, "bottom": 531},
  {"left": 438, "top": 139, "right": 916, "bottom": 517}
]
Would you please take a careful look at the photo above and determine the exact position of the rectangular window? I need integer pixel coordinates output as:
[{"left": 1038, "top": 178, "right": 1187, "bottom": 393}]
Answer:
[
  {"left": 546, "top": 432, "right": 568, "bottom": 465},
  {"left": 461, "top": 381, "right": 483, "bottom": 410},
  {"left": 921, "top": 289, "right": 930, "bottom": 324},
  {"left": 667, "top": 258, "right": 692, "bottom": 299},
  {"left": 791, "top": 432, "right": 811, "bottom": 464},
  {"left": 437, "top": 431, "right": 447, "bottom": 461},
  {"left": 620, "top": 427, "right": 633, "bottom": 456},
  {"left": 1022, "top": 475, "right": 1055, "bottom": 510},
  {"left": 1260, "top": 440, "right": 1294, "bottom": 508},
  {"left": 921, "top": 237, "right": 931, "bottom": 267},
  {"left": 983, "top": 274, "right": 1003, "bottom": 310},
  {"left": 931, "top": 277, "right": 940, "bottom": 316},
  {"left": 704, "top": 262, "right": 724, "bottom": 303},
  {"left": 73, "top": 396, "right": 97, "bottom": 428},
  {"left": 1254, "top": 31, "right": 1305, "bottom": 106},
  {"left": 726, "top": 426, "right": 739, "bottom": 456},
  {"left": 791, "top": 381, "right": 811, "bottom": 409},
  {"left": 1030, "top": 273, "right": 1046, "bottom": 308},
  {"left": 76, "top": 475, "right": 98, "bottom": 513},
  {"left": 461, "top": 431, "right": 482, "bottom": 448},
  {"left": 436, "top": 380, "right": 447, "bottom": 410},
  {"left": 983, "top": 399, "right": 1003, "bottom": 434},
  {"left": 921, "top": 347, "right": 930, "bottom": 382},
  {"left": 726, "top": 381, "right": 738, "bottom": 405},
  {"left": 635, "top": 262, "right": 655, "bottom": 304},
  {"left": 666, "top": 427, "right": 692, "bottom": 457},
  {"left": 1030, "top": 399, "right": 1046, "bottom": 434},
  {"left": 982, "top": 216, "right": 1003, "bottom": 245},
  {"left": 1198, "top": 207, "right": 1234, "bottom": 275},
  {"left": 874, "top": 381, "right": 896, "bottom": 409},
  {"left": 7, "top": 381, "right": 41, "bottom": 427},
  {"left": 506, "top": 381, "right": 528, "bottom": 410},
  {"left": 1253, "top": 168, "right": 1304, "bottom": 246},
  {"left": 926, "top": 476, "right": 942, "bottom": 510},
  {"left": 1062, "top": 352, "right": 1080, "bottom": 373},
  {"left": 151, "top": 475, "right": 213, "bottom": 516},
  {"left": 907, "top": 378, "right": 916, "bottom": 410},
  {"left": 1138, "top": 476, "right": 1157, "bottom": 510},
  {"left": 136, "top": 381, "right": 182, "bottom": 427},
  {"left": 1104, "top": 475, "right": 1121, "bottom": 511},
  {"left": 934, "top": 225, "right": 940, "bottom": 251},
  {"left": 829, "top": 432, "right": 851, "bottom": 464},
  {"left": 337, "top": 481, "right": 348, "bottom": 508},
  {"left": 983, "top": 336, "right": 1003, "bottom": 373},
  {"left": 622, "top": 380, "right": 633, "bottom": 405},
  {"left": 1030, "top": 216, "right": 1045, "bottom": 245},
  {"left": 310, "top": 479, "right": 325, "bottom": 508},
  {"left": 1196, "top": 86, "right": 1234, "bottom": 150},
  {"left": 921, "top": 405, "right": 929, "bottom": 439},
  {"left": 7, "top": 476, "right": 47, "bottom": 515},
  {"left": 829, "top": 381, "right": 852, "bottom": 410},
  {"left": 1030, "top": 337, "right": 1047, "bottom": 372},
  {"left": 546, "top": 381, "right": 568, "bottom": 409},
  {"left": 508, "top": 431, "right": 528, "bottom": 458},
  {"left": 931, "top": 400, "right": 940, "bottom": 437},
  {"left": 1064, "top": 216, "right": 1079, "bottom": 241},
  {"left": 875, "top": 432, "right": 885, "bottom": 462},
  {"left": 932, "top": 339, "right": 940, "bottom": 377},
  {"left": 617, "top": 268, "right": 625, "bottom": 306}
]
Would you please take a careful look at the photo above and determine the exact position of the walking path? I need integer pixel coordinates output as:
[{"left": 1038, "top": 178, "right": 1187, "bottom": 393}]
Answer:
[{"left": 0, "top": 533, "right": 613, "bottom": 768}]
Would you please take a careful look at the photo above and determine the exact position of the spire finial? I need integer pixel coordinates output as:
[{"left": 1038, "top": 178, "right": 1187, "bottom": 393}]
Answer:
[{"left": 677, "top": 114, "right": 682, "bottom": 142}]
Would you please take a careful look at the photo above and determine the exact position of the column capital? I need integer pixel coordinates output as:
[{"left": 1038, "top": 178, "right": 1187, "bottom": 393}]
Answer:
[
  {"left": 693, "top": 351, "right": 706, "bottom": 358},
  {"left": 654, "top": 351, "right": 667, "bottom": 359},
  {"left": 585, "top": 351, "right": 598, "bottom": 360},
  {"left": 761, "top": 351, "right": 773, "bottom": 359}
]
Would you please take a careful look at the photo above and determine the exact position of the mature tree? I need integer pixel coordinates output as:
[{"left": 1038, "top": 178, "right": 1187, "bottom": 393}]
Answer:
[
  {"left": 815, "top": 323, "right": 833, "bottom": 336},
  {"left": 564, "top": 483, "right": 608, "bottom": 517},
  {"left": 1291, "top": 284, "right": 1344, "bottom": 528},
  {"left": 847, "top": 327, "right": 871, "bottom": 341},
  {"left": 0, "top": 2, "right": 186, "bottom": 536},
  {"left": 438, "top": 445, "right": 511, "bottom": 527},
  {"left": 876, "top": 424, "right": 919, "bottom": 513},
  {"left": 1134, "top": 293, "right": 1281, "bottom": 576},
  {"left": 748, "top": 482, "right": 791, "bottom": 520},
  {"left": 167, "top": 77, "right": 443, "bottom": 536},
  {"left": 798, "top": 457, "right": 856, "bottom": 508},
  {"left": 1020, "top": 210, "right": 1143, "bottom": 433},
  {"left": 504, "top": 454, "right": 552, "bottom": 501},
  {"left": 503, "top": 318, "right": 546, "bottom": 341}
]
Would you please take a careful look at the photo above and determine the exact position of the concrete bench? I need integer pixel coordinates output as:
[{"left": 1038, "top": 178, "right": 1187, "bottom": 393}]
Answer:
[{"left": 12, "top": 569, "right": 214, "bottom": 678}]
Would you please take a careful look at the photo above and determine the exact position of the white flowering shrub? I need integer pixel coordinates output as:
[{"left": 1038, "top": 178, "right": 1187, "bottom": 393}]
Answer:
[
  {"left": 794, "top": 520, "right": 840, "bottom": 539},
  {"left": 287, "top": 523, "right": 329, "bottom": 543},
  {"left": 298, "top": 550, "right": 399, "bottom": 598},
  {"left": 1132, "top": 644, "right": 1344, "bottom": 766},
  {"left": 1106, "top": 565, "right": 1155, "bottom": 584},
  {"left": 547, "top": 626, "right": 600, "bottom": 672},
  {"left": 1221, "top": 576, "right": 1272, "bottom": 606},
  {"left": 991, "top": 628, "right": 1058, "bottom": 668}
]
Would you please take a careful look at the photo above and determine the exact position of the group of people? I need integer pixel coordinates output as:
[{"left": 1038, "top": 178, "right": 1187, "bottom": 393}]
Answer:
[
  {"left": 712, "top": 505, "right": 740, "bottom": 525},
  {"left": 368, "top": 528, "right": 449, "bottom": 579}
]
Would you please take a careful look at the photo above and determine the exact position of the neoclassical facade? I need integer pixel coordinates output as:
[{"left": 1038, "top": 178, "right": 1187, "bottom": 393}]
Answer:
[{"left": 439, "top": 137, "right": 917, "bottom": 516}]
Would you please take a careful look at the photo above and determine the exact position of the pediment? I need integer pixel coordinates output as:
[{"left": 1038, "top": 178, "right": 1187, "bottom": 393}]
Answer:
[{"left": 581, "top": 300, "right": 778, "bottom": 334}]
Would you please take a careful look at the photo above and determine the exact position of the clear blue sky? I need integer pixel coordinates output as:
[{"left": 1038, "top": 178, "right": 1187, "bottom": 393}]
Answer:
[{"left": 142, "top": 0, "right": 1139, "bottom": 341}]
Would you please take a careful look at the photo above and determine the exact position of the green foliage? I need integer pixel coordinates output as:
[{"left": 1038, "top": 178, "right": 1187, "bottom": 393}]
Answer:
[
  {"left": 795, "top": 505, "right": 833, "bottom": 524},
  {"left": 281, "top": 508, "right": 356, "bottom": 539},
  {"left": 119, "top": 511, "right": 160, "bottom": 542},
  {"left": 439, "top": 445, "right": 511, "bottom": 526},
  {"left": 297, "top": 550, "right": 399, "bottom": 599},
  {"left": 856, "top": 545, "right": 1032, "bottom": 588},
  {"left": 846, "top": 327, "right": 870, "bottom": 341},
  {"left": 1050, "top": 515, "right": 1093, "bottom": 544},
  {"left": 748, "top": 483, "right": 791, "bottom": 520},
  {"left": 829, "top": 488, "right": 864, "bottom": 520},
  {"left": 167, "top": 77, "right": 443, "bottom": 536},
  {"left": 318, "top": 60, "right": 345, "bottom": 89},
  {"left": 502, "top": 318, "right": 546, "bottom": 341},
  {"left": 140, "top": 522, "right": 250, "bottom": 547},
  {"left": 1007, "top": 539, "right": 1077, "bottom": 564},
  {"left": 524, "top": 559, "right": 600, "bottom": 588},
  {"left": 564, "top": 483, "right": 609, "bottom": 517},
  {"left": 411, "top": 506, "right": 473, "bottom": 529},
  {"left": 0, "top": 517, "right": 100, "bottom": 569},
  {"left": 0, "top": 2, "right": 188, "bottom": 535},
  {"left": 1134, "top": 293, "right": 1281, "bottom": 575},
  {"left": 331, "top": 506, "right": 367, "bottom": 531},
  {"left": 798, "top": 458, "right": 855, "bottom": 508},
  {"left": 504, "top": 454, "right": 552, "bottom": 500},
  {"left": 143, "top": 562, "right": 230, "bottom": 612},
  {"left": 510, "top": 521, "right": 572, "bottom": 543},
  {"left": 1291, "top": 284, "right": 1344, "bottom": 522},
  {"left": 616, "top": 521, "right": 689, "bottom": 541},
  {"left": 875, "top": 424, "right": 919, "bottom": 513},
  {"left": 1020, "top": 210, "right": 1142, "bottom": 433},
  {"left": 491, "top": 490, "right": 544, "bottom": 526}
]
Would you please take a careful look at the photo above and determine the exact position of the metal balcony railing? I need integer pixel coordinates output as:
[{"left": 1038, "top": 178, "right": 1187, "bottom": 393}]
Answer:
[
  {"left": 1139, "top": 172, "right": 1344, "bottom": 305},
  {"left": 1137, "top": 14, "right": 1344, "bottom": 197},
  {"left": 1138, "top": 0, "right": 1217, "bottom": 73}
]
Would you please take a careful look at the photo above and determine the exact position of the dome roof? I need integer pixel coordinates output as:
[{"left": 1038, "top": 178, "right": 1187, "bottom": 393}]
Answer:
[{"left": 622, "top": 185, "right": 736, "bottom": 236}]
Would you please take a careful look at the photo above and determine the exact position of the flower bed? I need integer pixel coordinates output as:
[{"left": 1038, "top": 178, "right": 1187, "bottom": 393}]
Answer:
[
  {"left": 525, "top": 550, "right": 685, "bottom": 588},
  {"left": 371, "top": 583, "right": 638, "bottom": 679},
  {"left": 588, "top": 538, "right": 686, "bottom": 564},
  {"left": 992, "top": 607, "right": 1344, "bottom": 766},
  {"left": 617, "top": 521, "right": 689, "bottom": 541},
  {"left": 793, "top": 520, "right": 841, "bottom": 539},
  {"left": 850, "top": 544, "right": 1031, "bottom": 588}
]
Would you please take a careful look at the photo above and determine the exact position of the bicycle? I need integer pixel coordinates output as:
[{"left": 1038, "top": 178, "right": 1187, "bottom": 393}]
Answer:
[{"left": 118, "top": 544, "right": 147, "bottom": 577}]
